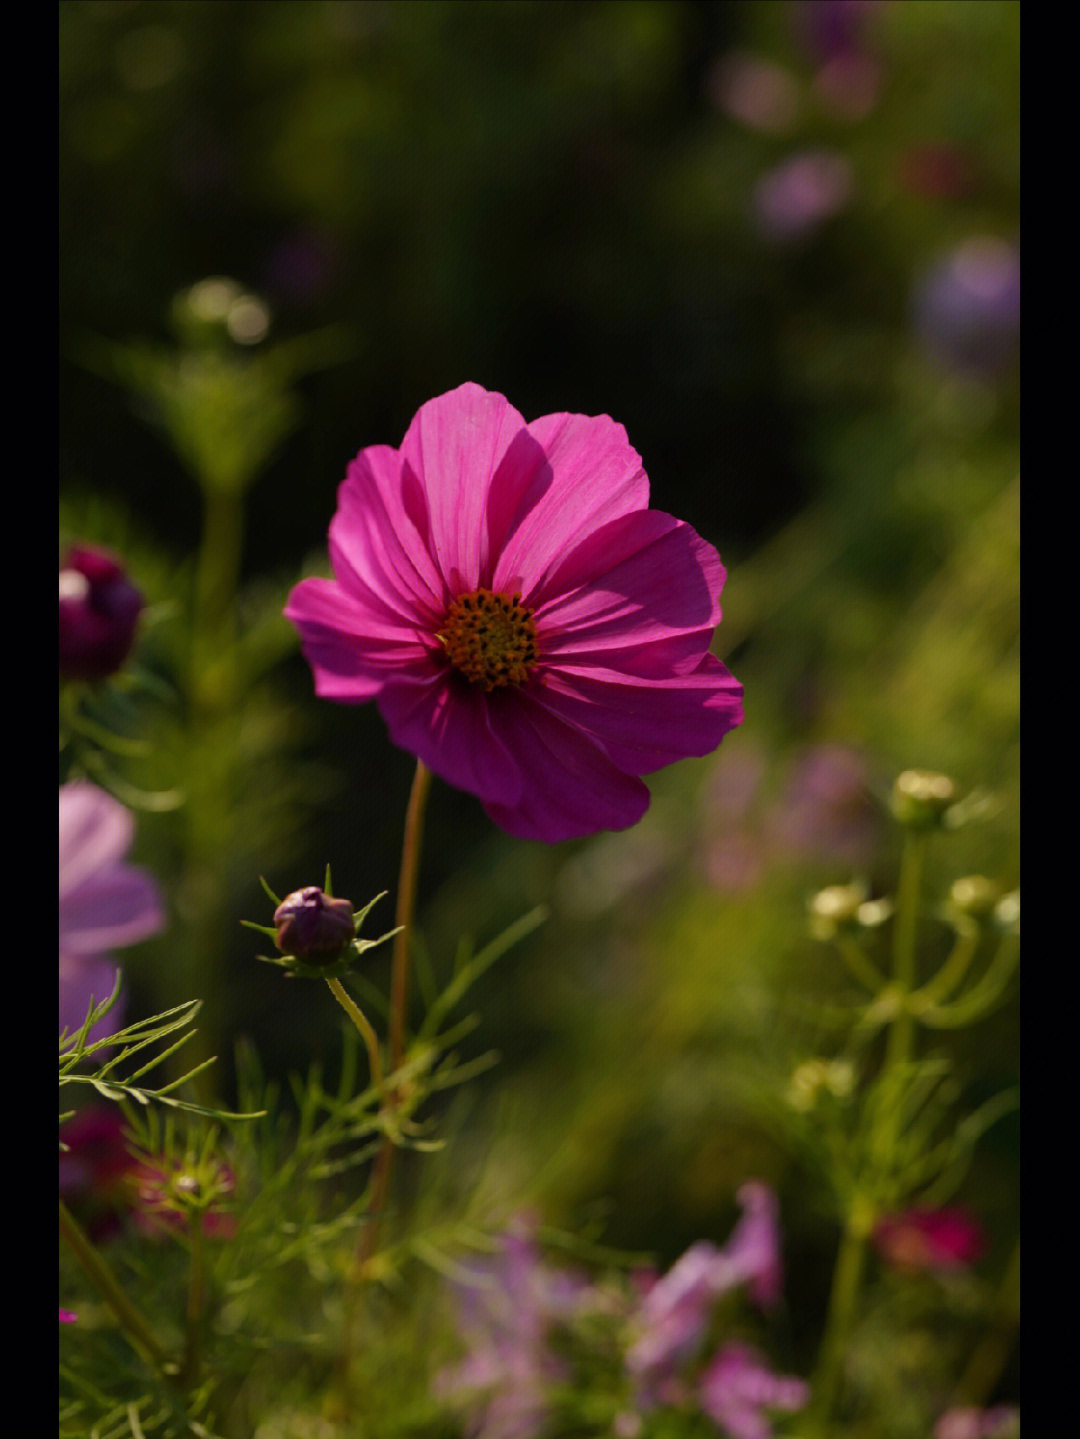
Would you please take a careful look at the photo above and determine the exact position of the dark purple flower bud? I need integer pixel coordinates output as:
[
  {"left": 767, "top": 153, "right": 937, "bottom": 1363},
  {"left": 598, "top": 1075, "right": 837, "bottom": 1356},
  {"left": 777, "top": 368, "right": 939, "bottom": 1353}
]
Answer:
[
  {"left": 273, "top": 886, "right": 355, "bottom": 963},
  {"left": 59, "top": 545, "right": 144, "bottom": 683}
]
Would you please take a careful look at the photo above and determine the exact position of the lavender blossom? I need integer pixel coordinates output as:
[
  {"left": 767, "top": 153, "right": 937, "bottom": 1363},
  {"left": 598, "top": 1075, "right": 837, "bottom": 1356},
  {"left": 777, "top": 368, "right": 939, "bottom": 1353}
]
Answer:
[{"left": 59, "top": 781, "right": 165, "bottom": 1045}]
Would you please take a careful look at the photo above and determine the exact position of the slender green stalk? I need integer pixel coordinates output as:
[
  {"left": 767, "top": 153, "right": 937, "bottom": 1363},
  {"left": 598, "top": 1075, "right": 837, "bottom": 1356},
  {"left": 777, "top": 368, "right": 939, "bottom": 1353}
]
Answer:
[
  {"left": 886, "top": 831, "right": 926, "bottom": 1072},
  {"left": 179, "top": 1222, "right": 205, "bottom": 1387},
  {"left": 327, "top": 976, "right": 384, "bottom": 1093},
  {"left": 335, "top": 760, "right": 433, "bottom": 1410},
  {"left": 388, "top": 761, "right": 433, "bottom": 1071},
  {"left": 813, "top": 1207, "right": 872, "bottom": 1427},
  {"left": 813, "top": 829, "right": 929, "bottom": 1426},
  {"left": 177, "top": 486, "right": 246, "bottom": 1094},
  {"left": 955, "top": 1240, "right": 1020, "bottom": 1404},
  {"left": 59, "top": 1199, "right": 173, "bottom": 1376}
]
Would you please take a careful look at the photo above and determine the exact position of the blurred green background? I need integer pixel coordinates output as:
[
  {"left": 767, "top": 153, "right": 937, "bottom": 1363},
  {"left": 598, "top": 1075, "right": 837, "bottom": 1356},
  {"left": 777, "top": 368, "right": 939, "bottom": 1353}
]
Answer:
[{"left": 60, "top": 0, "right": 1018, "bottom": 1398}]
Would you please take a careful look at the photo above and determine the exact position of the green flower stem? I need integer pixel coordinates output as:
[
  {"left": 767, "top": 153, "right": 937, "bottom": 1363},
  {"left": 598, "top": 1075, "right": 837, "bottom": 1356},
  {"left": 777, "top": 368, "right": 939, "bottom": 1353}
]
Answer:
[
  {"left": 326, "top": 976, "right": 384, "bottom": 1093},
  {"left": 835, "top": 933, "right": 888, "bottom": 993},
  {"left": 916, "top": 935, "right": 1020, "bottom": 1029},
  {"left": 177, "top": 486, "right": 246, "bottom": 1095},
  {"left": 192, "top": 488, "right": 244, "bottom": 692},
  {"left": 955, "top": 1240, "right": 1020, "bottom": 1405},
  {"left": 814, "top": 831, "right": 929, "bottom": 1427},
  {"left": 388, "top": 760, "right": 433, "bottom": 1072},
  {"left": 886, "top": 830, "right": 927, "bottom": 1073},
  {"left": 179, "top": 1222, "right": 205, "bottom": 1387},
  {"left": 59, "top": 1199, "right": 173, "bottom": 1376},
  {"left": 812, "top": 1201, "right": 873, "bottom": 1429},
  {"left": 335, "top": 760, "right": 433, "bottom": 1410},
  {"left": 918, "top": 923, "right": 981, "bottom": 1006}
]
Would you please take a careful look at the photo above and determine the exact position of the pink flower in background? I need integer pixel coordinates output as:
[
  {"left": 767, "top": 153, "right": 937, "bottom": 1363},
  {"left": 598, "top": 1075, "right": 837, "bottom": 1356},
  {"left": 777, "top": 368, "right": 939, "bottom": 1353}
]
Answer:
[
  {"left": 59, "top": 545, "right": 144, "bottom": 683},
  {"left": 752, "top": 150, "right": 853, "bottom": 244},
  {"left": 872, "top": 1207, "right": 986, "bottom": 1272},
  {"left": 59, "top": 1105, "right": 140, "bottom": 1243},
  {"left": 435, "top": 1218, "right": 600, "bottom": 1439},
  {"left": 627, "top": 1182, "right": 786, "bottom": 1389},
  {"left": 59, "top": 1309, "right": 78, "bottom": 1323},
  {"left": 698, "top": 1343, "right": 810, "bottom": 1439},
  {"left": 764, "top": 744, "right": 877, "bottom": 867},
  {"left": 59, "top": 781, "right": 166, "bottom": 1046},
  {"left": 285, "top": 383, "right": 743, "bottom": 841},
  {"left": 935, "top": 1405, "right": 1020, "bottom": 1439}
]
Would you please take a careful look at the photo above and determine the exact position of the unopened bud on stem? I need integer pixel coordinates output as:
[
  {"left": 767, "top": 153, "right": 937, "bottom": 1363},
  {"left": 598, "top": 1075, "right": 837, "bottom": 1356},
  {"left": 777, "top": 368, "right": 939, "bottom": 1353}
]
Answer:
[{"left": 274, "top": 887, "right": 355, "bottom": 964}]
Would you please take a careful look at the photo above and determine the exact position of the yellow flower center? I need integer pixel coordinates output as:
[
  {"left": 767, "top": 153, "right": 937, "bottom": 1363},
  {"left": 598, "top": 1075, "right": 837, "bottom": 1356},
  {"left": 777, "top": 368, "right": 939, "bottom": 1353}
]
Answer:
[{"left": 438, "top": 589, "right": 539, "bottom": 691}]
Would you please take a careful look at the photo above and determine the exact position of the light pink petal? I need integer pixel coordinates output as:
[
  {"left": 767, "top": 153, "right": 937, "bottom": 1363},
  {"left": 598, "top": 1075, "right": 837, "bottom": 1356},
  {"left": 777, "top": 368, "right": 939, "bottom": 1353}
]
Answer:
[
  {"left": 61, "top": 868, "right": 166, "bottom": 955},
  {"left": 334, "top": 445, "right": 448, "bottom": 618},
  {"left": 285, "top": 577, "right": 436, "bottom": 701},
  {"left": 533, "top": 510, "right": 724, "bottom": 643},
  {"left": 375, "top": 674, "right": 523, "bottom": 808},
  {"left": 399, "top": 384, "right": 529, "bottom": 593},
  {"left": 529, "top": 655, "right": 743, "bottom": 775},
  {"left": 483, "top": 695, "right": 650, "bottom": 841},
  {"left": 59, "top": 782, "right": 135, "bottom": 898},
  {"left": 59, "top": 952, "right": 125, "bottom": 1042},
  {"left": 491, "top": 411, "right": 649, "bottom": 595}
]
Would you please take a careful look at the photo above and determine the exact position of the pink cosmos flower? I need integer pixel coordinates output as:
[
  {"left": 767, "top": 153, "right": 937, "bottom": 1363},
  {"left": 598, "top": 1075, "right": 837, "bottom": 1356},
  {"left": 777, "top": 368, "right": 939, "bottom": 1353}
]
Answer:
[
  {"left": 934, "top": 1405, "right": 1020, "bottom": 1439},
  {"left": 697, "top": 1343, "right": 810, "bottom": 1439},
  {"left": 59, "top": 781, "right": 166, "bottom": 1045},
  {"left": 872, "top": 1206, "right": 986, "bottom": 1272},
  {"left": 285, "top": 383, "right": 743, "bottom": 842},
  {"left": 626, "top": 1182, "right": 786, "bottom": 1388}
]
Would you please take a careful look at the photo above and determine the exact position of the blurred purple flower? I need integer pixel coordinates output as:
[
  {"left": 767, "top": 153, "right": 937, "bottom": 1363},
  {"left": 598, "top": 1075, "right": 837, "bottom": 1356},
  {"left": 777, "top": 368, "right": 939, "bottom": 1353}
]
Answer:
[
  {"left": 912, "top": 237, "right": 1020, "bottom": 375},
  {"left": 626, "top": 1183, "right": 786, "bottom": 1390},
  {"left": 764, "top": 745, "right": 877, "bottom": 868},
  {"left": 872, "top": 1207, "right": 986, "bottom": 1272},
  {"left": 935, "top": 1405, "right": 1021, "bottom": 1439},
  {"left": 701, "top": 744, "right": 878, "bottom": 892},
  {"left": 59, "top": 545, "right": 144, "bottom": 684},
  {"left": 791, "top": 0, "right": 881, "bottom": 64},
  {"left": 59, "top": 781, "right": 166, "bottom": 1046},
  {"left": 59, "top": 1309, "right": 78, "bottom": 1324},
  {"left": 698, "top": 1343, "right": 810, "bottom": 1439},
  {"left": 753, "top": 150, "right": 853, "bottom": 244},
  {"left": 435, "top": 1218, "right": 598, "bottom": 1439}
]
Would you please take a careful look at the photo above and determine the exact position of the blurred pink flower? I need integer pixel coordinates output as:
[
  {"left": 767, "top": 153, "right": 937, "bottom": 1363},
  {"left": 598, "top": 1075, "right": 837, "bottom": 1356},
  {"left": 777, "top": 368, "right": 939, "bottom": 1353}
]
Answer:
[
  {"left": 59, "top": 1105, "right": 140, "bottom": 1243},
  {"left": 435, "top": 1218, "right": 599, "bottom": 1439},
  {"left": 709, "top": 52, "right": 801, "bottom": 134},
  {"left": 59, "top": 1309, "right": 78, "bottom": 1323},
  {"left": 285, "top": 383, "right": 743, "bottom": 841},
  {"left": 872, "top": 1207, "right": 986, "bottom": 1272},
  {"left": 627, "top": 1183, "right": 786, "bottom": 1388},
  {"left": 764, "top": 744, "right": 877, "bottom": 867},
  {"left": 698, "top": 1343, "right": 810, "bottom": 1439},
  {"left": 59, "top": 781, "right": 166, "bottom": 1046},
  {"left": 700, "top": 743, "right": 878, "bottom": 891},
  {"left": 934, "top": 1405, "right": 1020, "bottom": 1439},
  {"left": 753, "top": 150, "right": 853, "bottom": 244},
  {"left": 59, "top": 545, "right": 143, "bottom": 684}
]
